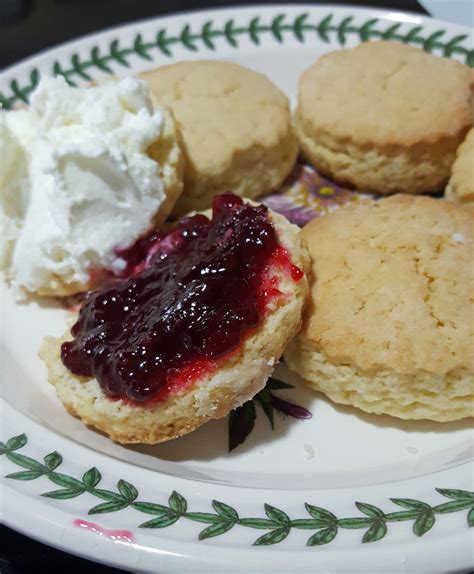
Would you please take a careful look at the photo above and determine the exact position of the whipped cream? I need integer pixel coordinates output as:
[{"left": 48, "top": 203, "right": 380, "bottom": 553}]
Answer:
[{"left": 0, "top": 76, "right": 167, "bottom": 295}]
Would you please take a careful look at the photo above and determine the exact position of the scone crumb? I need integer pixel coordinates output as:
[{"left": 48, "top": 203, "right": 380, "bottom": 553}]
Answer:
[
  {"left": 303, "top": 443, "right": 315, "bottom": 460},
  {"left": 452, "top": 233, "right": 465, "bottom": 243}
]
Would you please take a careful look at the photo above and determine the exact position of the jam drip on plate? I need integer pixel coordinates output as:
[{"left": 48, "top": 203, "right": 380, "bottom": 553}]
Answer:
[{"left": 61, "top": 193, "right": 302, "bottom": 403}]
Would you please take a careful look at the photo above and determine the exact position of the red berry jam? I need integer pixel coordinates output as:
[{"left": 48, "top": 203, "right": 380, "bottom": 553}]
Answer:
[{"left": 61, "top": 194, "right": 302, "bottom": 404}]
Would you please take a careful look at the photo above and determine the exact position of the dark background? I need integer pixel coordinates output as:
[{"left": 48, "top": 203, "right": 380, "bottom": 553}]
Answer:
[{"left": 1, "top": 0, "right": 430, "bottom": 573}]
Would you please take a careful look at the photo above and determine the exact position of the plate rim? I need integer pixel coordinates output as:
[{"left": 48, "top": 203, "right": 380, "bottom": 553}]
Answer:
[
  {"left": 3, "top": 404, "right": 473, "bottom": 572},
  {"left": 1, "top": 3, "right": 473, "bottom": 571},
  {"left": 0, "top": 2, "right": 451, "bottom": 75},
  {"left": 1, "top": 3, "right": 472, "bottom": 108}
]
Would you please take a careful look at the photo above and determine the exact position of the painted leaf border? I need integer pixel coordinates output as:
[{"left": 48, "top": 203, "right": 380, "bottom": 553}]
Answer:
[
  {"left": 1, "top": 434, "right": 473, "bottom": 547},
  {"left": 0, "top": 12, "right": 473, "bottom": 110},
  {"left": 1, "top": 7, "right": 473, "bottom": 549}
]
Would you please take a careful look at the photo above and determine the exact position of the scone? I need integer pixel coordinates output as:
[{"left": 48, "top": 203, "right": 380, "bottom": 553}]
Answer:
[
  {"left": 40, "top": 194, "right": 309, "bottom": 443},
  {"left": 0, "top": 76, "right": 183, "bottom": 298},
  {"left": 445, "top": 128, "right": 474, "bottom": 204},
  {"left": 140, "top": 61, "right": 298, "bottom": 216},
  {"left": 285, "top": 195, "right": 473, "bottom": 422},
  {"left": 296, "top": 41, "right": 473, "bottom": 195}
]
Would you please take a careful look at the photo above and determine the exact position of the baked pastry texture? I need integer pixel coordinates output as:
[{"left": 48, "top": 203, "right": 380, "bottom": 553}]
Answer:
[
  {"left": 40, "top": 207, "right": 309, "bottom": 443},
  {"left": 285, "top": 195, "right": 474, "bottom": 422},
  {"left": 146, "top": 107, "right": 185, "bottom": 224},
  {"left": 296, "top": 41, "right": 473, "bottom": 195},
  {"left": 140, "top": 61, "right": 298, "bottom": 216},
  {"left": 445, "top": 128, "right": 474, "bottom": 204}
]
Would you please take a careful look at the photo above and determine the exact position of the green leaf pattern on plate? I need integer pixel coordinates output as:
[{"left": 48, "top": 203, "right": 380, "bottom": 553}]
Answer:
[
  {"left": 0, "top": 8, "right": 472, "bottom": 549},
  {"left": 1, "top": 434, "right": 472, "bottom": 546},
  {"left": 0, "top": 13, "right": 472, "bottom": 111}
]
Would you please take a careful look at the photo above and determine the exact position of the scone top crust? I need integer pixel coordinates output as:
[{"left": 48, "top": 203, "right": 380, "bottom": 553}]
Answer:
[
  {"left": 297, "top": 41, "right": 473, "bottom": 146},
  {"left": 141, "top": 60, "right": 291, "bottom": 175},
  {"left": 448, "top": 128, "right": 474, "bottom": 202},
  {"left": 301, "top": 195, "right": 473, "bottom": 374}
]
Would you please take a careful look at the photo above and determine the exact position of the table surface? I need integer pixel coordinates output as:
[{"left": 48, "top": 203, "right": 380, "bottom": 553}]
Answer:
[{"left": 1, "top": 1, "right": 430, "bottom": 572}]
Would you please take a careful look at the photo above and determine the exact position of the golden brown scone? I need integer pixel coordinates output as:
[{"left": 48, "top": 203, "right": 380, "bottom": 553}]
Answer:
[
  {"left": 296, "top": 41, "right": 474, "bottom": 195},
  {"left": 147, "top": 107, "right": 185, "bottom": 224},
  {"left": 140, "top": 61, "right": 298, "bottom": 216},
  {"left": 40, "top": 208, "right": 310, "bottom": 444},
  {"left": 445, "top": 128, "right": 474, "bottom": 204},
  {"left": 285, "top": 195, "right": 474, "bottom": 422}
]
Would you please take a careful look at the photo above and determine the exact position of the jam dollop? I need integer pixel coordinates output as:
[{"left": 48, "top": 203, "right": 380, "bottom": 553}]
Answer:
[{"left": 61, "top": 193, "right": 301, "bottom": 403}]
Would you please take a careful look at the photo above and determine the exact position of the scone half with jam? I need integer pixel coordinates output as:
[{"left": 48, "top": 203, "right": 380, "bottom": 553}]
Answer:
[{"left": 40, "top": 194, "right": 309, "bottom": 444}]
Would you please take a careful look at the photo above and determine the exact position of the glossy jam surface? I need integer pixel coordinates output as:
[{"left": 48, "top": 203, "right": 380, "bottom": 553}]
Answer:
[{"left": 61, "top": 194, "right": 301, "bottom": 403}]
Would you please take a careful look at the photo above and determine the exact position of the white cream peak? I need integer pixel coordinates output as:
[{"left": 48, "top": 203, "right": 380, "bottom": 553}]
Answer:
[{"left": 0, "top": 76, "right": 166, "bottom": 295}]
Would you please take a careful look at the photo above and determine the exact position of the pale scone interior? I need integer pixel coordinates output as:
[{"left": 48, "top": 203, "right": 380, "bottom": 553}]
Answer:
[{"left": 40, "top": 206, "right": 309, "bottom": 444}]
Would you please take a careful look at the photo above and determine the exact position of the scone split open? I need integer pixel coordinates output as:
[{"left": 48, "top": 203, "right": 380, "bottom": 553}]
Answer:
[{"left": 41, "top": 194, "right": 309, "bottom": 443}]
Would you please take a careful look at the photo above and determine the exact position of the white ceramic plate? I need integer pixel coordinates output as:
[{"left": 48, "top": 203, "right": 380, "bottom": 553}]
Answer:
[{"left": 1, "top": 5, "right": 473, "bottom": 572}]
